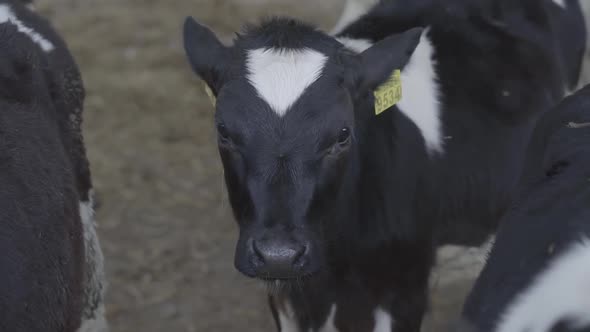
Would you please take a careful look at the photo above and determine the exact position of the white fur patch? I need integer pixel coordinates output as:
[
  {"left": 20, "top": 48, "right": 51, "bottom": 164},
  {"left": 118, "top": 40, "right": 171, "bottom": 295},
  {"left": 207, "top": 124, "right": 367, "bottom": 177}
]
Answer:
[
  {"left": 331, "top": 0, "right": 379, "bottom": 35},
  {"left": 277, "top": 300, "right": 300, "bottom": 332},
  {"left": 277, "top": 302, "right": 340, "bottom": 332},
  {"left": 246, "top": 48, "right": 328, "bottom": 117},
  {"left": 79, "top": 197, "right": 95, "bottom": 232},
  {"left": 552, "top": 0, "right": 566, "bottom": 9},
  {"left": 77, "top": 303, "right": 108, "bottom": 332},
  {"left": 0, "top": 4, "right": 54, "bottom": 52},
  {"left": 397, "top": 31, "right": 443, "bottom": 154},
  {"left": 338, "top": 33, "right": 443, "bottom": 154},
  {"left": 318, "top": 304, "right": 339, "bottom": 332},
  {"left": 495, "top": 239, "right": 590, "bottom": 332},
  {"left": 337, "top": 36, "right": 372, "bottom": 53},
  {"left": 373, "top": 308, "right": 393, "bottom": 332},
  {"left": 78, "top": 191, "right": 108, "bottom": 332}
]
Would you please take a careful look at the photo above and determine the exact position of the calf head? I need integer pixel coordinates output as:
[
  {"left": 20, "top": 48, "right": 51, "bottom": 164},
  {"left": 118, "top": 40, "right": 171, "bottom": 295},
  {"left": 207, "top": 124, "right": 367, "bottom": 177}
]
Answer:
[{"left": 183, "top": 17, "right": 422, "bottom": 280}]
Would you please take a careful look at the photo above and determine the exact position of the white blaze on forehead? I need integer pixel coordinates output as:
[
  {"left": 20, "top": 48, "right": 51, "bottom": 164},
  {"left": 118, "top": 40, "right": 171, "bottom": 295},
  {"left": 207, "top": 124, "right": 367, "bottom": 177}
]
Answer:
[
  {"left": 0, "top": 4, "right": 55, "bottom": 52},
  {"left": 496, "top": 239, "right": 590, "bottom": 332},
  {"left": 246, "top": 48, "right": 328, "bottom": 117},
  {"left": 373, "top": 307, "right": 394, "bottom": 332}
]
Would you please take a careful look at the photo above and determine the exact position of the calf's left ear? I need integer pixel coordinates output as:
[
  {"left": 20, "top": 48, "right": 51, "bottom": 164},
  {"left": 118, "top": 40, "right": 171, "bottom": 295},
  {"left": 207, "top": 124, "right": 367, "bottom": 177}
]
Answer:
[
  {"left": 355, "top": 27, "right": 423, "bottom": 92},
  {"left": 183, "top": 17, "right": 230, "bottom": 95}
]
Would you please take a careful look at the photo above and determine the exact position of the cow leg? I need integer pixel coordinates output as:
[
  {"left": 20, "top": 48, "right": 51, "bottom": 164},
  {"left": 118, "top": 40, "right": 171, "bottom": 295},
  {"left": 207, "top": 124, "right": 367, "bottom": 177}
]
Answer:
[{"left": 268, "top": 279, "right": 427, "bottom": 332}]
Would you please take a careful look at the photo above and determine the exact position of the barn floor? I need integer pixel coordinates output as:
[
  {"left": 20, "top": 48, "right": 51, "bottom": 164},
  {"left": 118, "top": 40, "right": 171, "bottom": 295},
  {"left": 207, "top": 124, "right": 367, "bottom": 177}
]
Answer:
[{"left": 35, "top": 1, "right": 590, "bottom": 331}]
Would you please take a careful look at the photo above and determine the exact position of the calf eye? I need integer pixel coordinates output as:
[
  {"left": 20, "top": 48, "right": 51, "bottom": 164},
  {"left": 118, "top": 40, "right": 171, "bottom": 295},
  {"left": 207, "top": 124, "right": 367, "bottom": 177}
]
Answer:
[
  {"left": 327, "top": 127, "right": 351, "bottom": 157},
  {"left": 337, "top": 127, "right": 351, "bottom": 146}
]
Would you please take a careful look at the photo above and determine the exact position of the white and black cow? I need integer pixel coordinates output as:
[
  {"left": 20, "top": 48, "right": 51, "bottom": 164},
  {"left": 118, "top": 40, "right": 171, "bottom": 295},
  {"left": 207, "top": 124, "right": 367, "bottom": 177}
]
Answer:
[
  {"left": 461, "top": 85, "right": 590, "bottom": 332},
  {"left": 335, "top": 0, "right": 587, "bottom": 91},
  {"left": 182, "top": 0, "right": 585, "bottom": 331},
  {"left": 0, "top": 1, "right": 106, "bottom": 331}
]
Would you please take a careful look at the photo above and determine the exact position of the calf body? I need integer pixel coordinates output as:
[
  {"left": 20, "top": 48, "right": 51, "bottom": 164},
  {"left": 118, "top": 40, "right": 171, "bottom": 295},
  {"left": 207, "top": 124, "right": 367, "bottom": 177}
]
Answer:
[
  {"left": 462, "top": 85, "right": 590, "bottom": 332},
  {"left": 183, "top": 0, "right": 585, "bottom": 331},
  {"left": 0, "top": 1, "right": 106, "bottom": 331}
]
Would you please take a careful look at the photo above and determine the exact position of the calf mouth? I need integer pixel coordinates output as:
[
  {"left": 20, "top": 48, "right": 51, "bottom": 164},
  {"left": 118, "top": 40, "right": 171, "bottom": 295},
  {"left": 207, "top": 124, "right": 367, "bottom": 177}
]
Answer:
[{"left": 260, "top": 275, "right": 315, "bottom": 294}]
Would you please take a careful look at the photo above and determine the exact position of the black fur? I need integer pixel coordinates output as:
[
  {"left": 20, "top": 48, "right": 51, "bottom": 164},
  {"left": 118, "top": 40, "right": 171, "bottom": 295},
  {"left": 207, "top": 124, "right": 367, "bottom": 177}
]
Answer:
[
  {"left": 0, "top": 0, "right": 93, "bottom": 331},
  {"left": 547, "top": 0, "right": 587, "bottom": 89},
  {"left": 183, "top": 1, "right": 586, "bottom": 331},
  {"left": 550, "top": 321, "right": 590, "bottom": 332},
  {"left": 462, "top": 85, "right": 590, "bottom": 332}
]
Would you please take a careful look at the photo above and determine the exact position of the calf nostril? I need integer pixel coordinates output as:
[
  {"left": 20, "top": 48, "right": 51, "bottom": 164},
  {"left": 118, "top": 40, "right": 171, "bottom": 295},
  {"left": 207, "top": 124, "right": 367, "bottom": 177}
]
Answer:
[
  {"left": 251, "top": 240, "right": 266, "bottom": 264},
  {"left": 252, "top": 240, "right": 306, "bottom": 267},
  {"left": 292, "top": 245, "right": 307, "bottom": 267}
]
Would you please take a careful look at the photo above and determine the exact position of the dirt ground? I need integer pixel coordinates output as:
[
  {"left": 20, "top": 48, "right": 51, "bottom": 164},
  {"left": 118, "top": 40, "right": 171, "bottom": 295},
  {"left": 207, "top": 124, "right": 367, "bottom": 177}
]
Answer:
[{"left": 33, "top": 1, "right": 590, "bottom": 331}]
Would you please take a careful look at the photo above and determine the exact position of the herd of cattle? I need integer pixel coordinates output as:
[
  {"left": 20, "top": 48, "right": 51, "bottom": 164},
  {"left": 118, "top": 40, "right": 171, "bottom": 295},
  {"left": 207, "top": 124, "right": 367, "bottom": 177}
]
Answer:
[{"left": 1, "top": 0, "right": 589, "bottom": 331}]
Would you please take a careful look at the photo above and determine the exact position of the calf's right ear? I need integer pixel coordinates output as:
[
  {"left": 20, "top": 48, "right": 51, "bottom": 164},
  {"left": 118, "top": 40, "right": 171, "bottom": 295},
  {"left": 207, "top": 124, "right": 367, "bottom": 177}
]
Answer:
[{"left": 183, "top": 17, "right": 230, "bottom": 95}]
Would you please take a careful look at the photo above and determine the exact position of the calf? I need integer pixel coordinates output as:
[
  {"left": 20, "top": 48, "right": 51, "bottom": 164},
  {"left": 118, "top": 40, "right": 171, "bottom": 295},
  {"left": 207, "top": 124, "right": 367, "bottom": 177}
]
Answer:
[
  {"left": 182, "top": 0, "right": 585, "bottom": 331},
  {"left": 0, "top": 1, "right": 106, "bottom": 331},
  {"left": 461, "top": 85, "right": 590, "bottom": 332}
]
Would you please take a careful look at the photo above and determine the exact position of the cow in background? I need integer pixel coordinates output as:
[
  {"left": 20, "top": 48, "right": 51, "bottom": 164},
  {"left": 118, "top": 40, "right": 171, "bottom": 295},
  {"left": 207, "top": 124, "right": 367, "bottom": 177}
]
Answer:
[
  {"left": 462, "top": 85, "right": 590, "bottom": 332},
  {"left": 0, "top": 0, "right": 106, "bottom": 331}
]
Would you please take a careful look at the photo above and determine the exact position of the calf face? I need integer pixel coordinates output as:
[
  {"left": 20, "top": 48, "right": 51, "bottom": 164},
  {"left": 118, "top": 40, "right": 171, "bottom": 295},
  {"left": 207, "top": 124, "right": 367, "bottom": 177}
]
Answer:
[{"left": 184, "top": 17, "right": 422, "bottom": 280}]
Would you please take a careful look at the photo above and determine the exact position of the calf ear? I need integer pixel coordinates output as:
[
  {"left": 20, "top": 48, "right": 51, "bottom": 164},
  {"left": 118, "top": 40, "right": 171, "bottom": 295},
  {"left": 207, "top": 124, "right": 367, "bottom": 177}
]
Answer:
[
  {"left": 355, "top": 27, "right": 423, "bottom": 92},
  {"left": 183, "top": 17, "right": 230, "bottom": 95}
]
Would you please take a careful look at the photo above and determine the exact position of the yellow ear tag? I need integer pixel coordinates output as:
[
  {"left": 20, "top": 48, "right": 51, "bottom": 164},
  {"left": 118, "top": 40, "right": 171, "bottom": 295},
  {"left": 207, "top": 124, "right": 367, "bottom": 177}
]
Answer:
[
  {"left": 374, "top": 69, "right": 402, "bottom": 115},
  {"left": 204, "top": 84, "right": 217, "bottom": 107}
]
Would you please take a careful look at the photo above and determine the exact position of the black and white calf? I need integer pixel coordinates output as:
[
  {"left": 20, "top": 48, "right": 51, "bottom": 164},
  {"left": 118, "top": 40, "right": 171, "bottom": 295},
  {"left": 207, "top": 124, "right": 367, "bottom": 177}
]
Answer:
[
  {"left": 0, "top": 1, "right": 106, "bottom": 331},
  {"left": 183, "top": 0, "right": 585, "bottom": 331},
  {"left": 461, "top": 85, "right": 590, "bottom": 332},
  {"left": 336, "top": 0, "right": 587, "bottom": 91}
]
